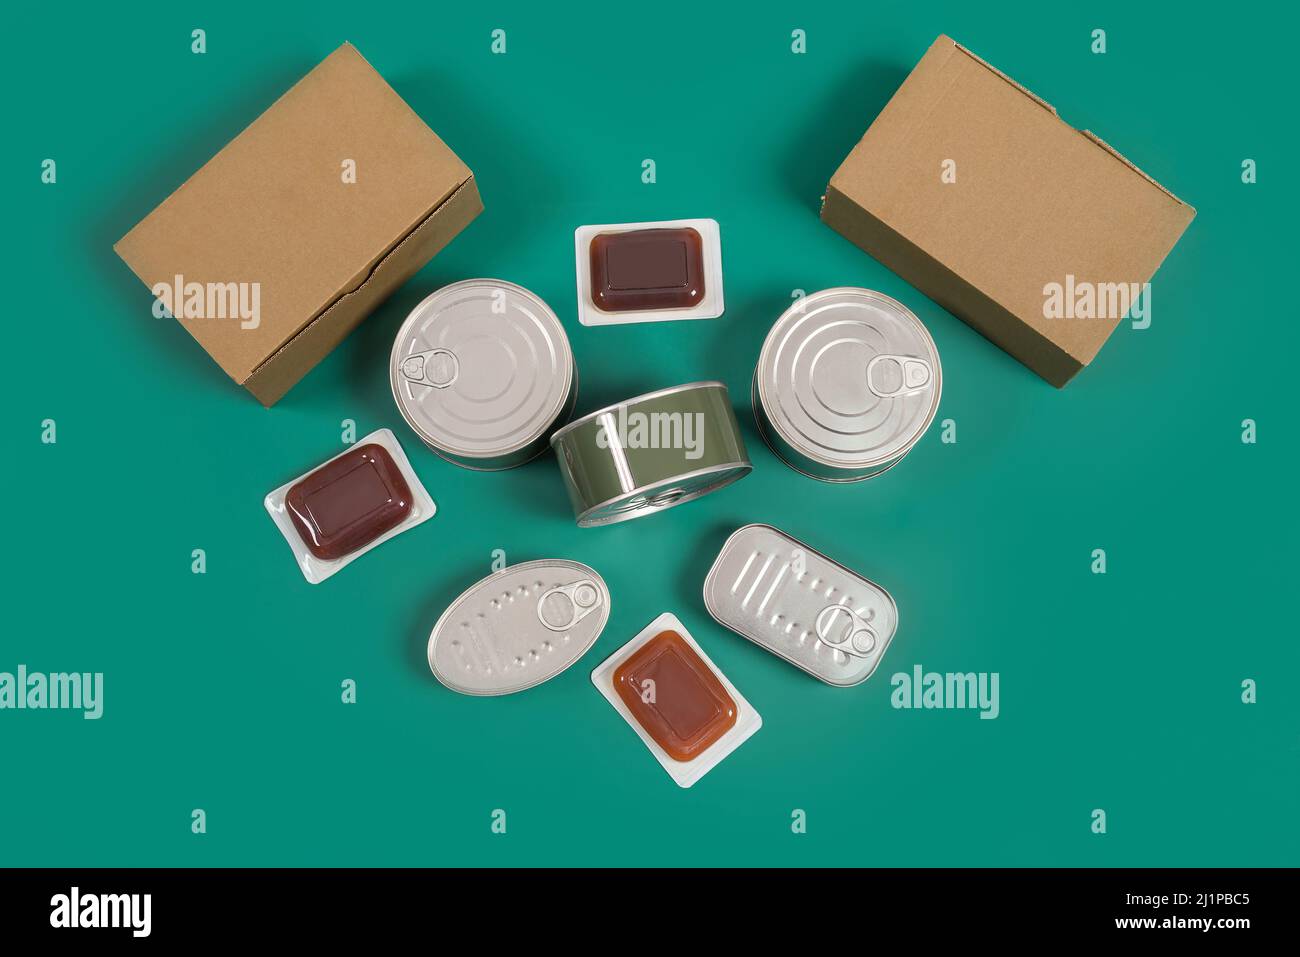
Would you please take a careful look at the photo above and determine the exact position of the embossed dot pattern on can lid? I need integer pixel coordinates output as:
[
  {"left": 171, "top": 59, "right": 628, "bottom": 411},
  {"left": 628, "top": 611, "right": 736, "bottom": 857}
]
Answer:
[
  {"left": 703, "top": 524, "right": 898, "bottom": 687},
  {"left": 429, "top": 560, "right": 611, "bottom": 696}
]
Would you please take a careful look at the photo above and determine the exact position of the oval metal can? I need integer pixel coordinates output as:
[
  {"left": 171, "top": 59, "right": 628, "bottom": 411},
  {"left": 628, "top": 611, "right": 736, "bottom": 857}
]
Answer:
[
  {"left": 428, "top": 559, "right": 610, "bottom": 695},
  {"left": 703, "top": 524, "right": 897, "bottom": 687},
  {"left": 550, "top": 381, "right": 752, "bottom": 527},
  {"left": 753, "top": 287, "right": 942, "bottom": 482},
  {"left": 390, "top": 279, "right": 577, "bottom": 470}
]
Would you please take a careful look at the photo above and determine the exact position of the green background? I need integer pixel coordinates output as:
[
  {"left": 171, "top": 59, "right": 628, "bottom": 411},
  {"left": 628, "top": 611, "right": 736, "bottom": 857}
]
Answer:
[{"left": 6, "top": 0, "right": 1296, "bottom": 867}]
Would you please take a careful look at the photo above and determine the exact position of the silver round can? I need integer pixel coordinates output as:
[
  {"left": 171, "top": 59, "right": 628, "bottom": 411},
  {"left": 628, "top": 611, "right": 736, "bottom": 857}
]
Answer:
[
  {"left": 390, "top": 279, "right": 577, "bottom": 470},
  {"left": 753, "top": 288, "right": 942, "bottom": 482}
]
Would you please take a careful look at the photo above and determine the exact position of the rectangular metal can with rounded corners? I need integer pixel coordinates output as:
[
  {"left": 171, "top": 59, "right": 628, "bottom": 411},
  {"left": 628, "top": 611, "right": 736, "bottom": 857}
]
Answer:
[{"left": 703, "top": 524, "right": 897, "bottom": 687}]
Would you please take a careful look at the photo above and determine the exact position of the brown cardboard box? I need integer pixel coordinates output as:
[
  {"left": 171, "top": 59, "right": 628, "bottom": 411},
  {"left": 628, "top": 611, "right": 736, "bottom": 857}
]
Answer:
[
  {"left": 822, "top": 35, "right": 1195, "bottom": 387},
  {"left": 115, "top": 43, "right": 482, "bottom": 405}
]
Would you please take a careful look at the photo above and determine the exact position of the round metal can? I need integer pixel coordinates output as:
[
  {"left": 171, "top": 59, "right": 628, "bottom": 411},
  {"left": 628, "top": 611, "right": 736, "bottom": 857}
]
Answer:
[
  {"left": 753, "top": 288, "right": 942, "bottom": 482},
  {"left": 550, "top": 381, "right": 752, "bottom": 527},
  {"left": 390, "top": 279, "right": 577, "bottom": 470}
]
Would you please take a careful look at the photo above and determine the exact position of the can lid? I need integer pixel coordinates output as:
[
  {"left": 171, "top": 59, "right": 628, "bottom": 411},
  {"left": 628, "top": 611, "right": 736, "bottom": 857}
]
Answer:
[
  {"left": 703, "top": 524, "right": 897, "bottom": 687},
  {"left": 756, "top": 288, "right": 942, "bottom": 471},
  {"left": 391, "top": 280, "right": 573, "bottom": 460},
  {"left": 429, "top": 560, "right": 610, "bottom": 695}
]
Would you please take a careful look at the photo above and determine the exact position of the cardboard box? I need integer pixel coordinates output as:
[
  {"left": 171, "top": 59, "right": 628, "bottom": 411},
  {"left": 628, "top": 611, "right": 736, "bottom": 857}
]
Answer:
[
  {"left": 115, "top": 43, "right": 482, "bottom": 405},
  {"left": 822, "top": 35, "right": 1195, "bottom": 387}
]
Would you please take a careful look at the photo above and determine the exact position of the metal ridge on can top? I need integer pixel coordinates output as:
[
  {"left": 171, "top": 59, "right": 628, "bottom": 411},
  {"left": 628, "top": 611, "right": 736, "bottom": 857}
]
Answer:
[
  {"left": 550, "top": 381, "right": 752, "bottom": 527},
  {"left": 390, "top": 279, "right": 576, "bottom": 471},
  {"left": 753, "top": 287, "right": 942, "bottom": 482},
  {"left": 703, "top": 524, "right": 898, "bottom": 687},
  {"left": 428, "top": 559, "right": 611, "bottom": 696}
]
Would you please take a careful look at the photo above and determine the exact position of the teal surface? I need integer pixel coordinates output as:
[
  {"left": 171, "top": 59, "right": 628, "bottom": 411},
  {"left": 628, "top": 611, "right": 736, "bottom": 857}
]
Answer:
[{"left": 5, "top": 1, "right": 1297, "bottom": 866}]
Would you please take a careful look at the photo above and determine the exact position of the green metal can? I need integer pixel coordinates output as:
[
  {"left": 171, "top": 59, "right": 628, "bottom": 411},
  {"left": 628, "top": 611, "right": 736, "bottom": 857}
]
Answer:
[{"left": 550, "top": 381, "right": 752, "bottom": 527}]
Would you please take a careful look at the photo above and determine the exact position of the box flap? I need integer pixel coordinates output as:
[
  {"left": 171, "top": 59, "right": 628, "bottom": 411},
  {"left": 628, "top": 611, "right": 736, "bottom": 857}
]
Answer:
[
  {"left": 114, "top": 43, "right": 471, "bottom": 383},
  {"left": 829, "top": 35, "right": 1195, "bottom": 366}
]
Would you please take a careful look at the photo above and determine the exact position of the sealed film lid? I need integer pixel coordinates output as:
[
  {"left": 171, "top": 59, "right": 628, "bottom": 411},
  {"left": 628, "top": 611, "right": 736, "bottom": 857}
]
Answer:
[
  {"left": 390, "top": 279, "right": 574, "bottom": 466},
  {"left": 755, "top": 288, "right": 941, "bottom": 474},
  {"left": 428, "top": 560, "right": 610, "bottom": 696}
]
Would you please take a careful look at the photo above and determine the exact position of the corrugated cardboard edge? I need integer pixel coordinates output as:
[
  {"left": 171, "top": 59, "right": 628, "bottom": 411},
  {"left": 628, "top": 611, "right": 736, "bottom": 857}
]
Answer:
[
  {"left": 823, "top": 184, "right": 1083, "bottom": 388},
  {"left": 1078, "top": 130, "right": 1189, "bottom": 205},
  {"left": 243, "top": 176, "right": 483, "bottom": 405},
  {"left": 950, "top": 39, "right": 1057, "bottom": 116}
]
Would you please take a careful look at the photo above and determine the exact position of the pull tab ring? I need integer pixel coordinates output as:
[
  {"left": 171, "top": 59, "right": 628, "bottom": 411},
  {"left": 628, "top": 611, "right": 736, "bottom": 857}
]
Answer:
[
  {"left": 536, "top": 579, "right": 603, "bottom": 632},
  {"left": 815, "top": 604, "right": 879, "bottom": 659},
  {"left": 401, "top": 348, "right": 459, "bottom": 388},
  {"left": 867, "top": 354, "right": 931, "bottom": 398}
]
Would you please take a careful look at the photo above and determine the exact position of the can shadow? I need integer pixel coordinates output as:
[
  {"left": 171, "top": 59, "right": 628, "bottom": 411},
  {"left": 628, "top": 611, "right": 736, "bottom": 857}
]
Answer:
[
  {"left": 500, "top": 456, "right": 576, "bottom": 521},
  {"left": 404, "top": 565, "right": 480, "bottom": 678},
  {"left": 706, "top": 286, "right": 792, "bottom": 456}
]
